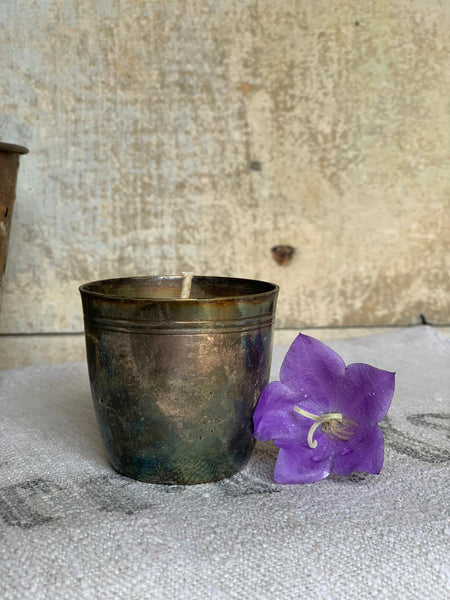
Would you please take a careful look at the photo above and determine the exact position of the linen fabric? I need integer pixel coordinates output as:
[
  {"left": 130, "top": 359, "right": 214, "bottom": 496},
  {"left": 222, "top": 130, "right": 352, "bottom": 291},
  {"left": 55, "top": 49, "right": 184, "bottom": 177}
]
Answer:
[{"left": 0, "top": 326, "right": 449, "bottom": 599}]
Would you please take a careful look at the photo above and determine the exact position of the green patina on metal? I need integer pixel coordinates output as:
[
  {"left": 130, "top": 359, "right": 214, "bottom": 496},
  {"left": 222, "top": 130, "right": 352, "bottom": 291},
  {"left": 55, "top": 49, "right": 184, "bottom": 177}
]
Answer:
[{"left": 80, "top": 275, "right": 278, "bottom": 484}]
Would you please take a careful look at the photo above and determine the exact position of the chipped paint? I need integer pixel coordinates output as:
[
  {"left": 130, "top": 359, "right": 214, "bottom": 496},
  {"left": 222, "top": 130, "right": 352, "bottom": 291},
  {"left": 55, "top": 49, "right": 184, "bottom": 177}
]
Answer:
[{"left": 0, "top": 0, "right": 449, "bottom": 333}]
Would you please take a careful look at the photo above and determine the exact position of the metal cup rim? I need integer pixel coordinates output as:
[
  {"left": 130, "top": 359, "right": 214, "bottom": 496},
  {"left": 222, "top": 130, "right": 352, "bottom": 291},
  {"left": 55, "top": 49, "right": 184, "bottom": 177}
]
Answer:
[
  {"left": 79, "top": 275, "right": 279, "bottom": 303},
  {"left": 0, "top": 142, "right": 29, "bottom": 154}
]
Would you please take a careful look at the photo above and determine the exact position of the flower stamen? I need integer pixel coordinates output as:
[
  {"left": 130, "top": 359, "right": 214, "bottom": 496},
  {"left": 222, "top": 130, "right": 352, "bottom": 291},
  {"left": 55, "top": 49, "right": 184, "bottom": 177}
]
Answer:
[{"left": 293, "top": 406, "right": 354, "bottom": 449}]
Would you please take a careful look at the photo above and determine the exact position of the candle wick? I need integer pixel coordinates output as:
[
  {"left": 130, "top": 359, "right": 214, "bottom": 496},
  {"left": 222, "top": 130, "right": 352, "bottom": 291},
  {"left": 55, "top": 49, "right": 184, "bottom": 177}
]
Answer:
[{"left": 181, "top": 272, "right": 194, "bottom": 298}]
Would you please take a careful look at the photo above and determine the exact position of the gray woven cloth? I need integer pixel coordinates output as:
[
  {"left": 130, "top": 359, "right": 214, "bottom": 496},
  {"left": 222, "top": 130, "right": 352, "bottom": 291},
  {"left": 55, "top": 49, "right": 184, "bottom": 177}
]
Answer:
[{"left": 1, "top": 326, "right": 449, "bottom": 599}]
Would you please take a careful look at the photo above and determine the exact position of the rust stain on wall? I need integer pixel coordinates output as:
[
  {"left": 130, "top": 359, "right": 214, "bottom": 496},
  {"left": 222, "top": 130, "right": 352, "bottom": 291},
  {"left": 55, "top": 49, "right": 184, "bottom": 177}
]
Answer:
[{"left": 0, "top": 0, "right": 449, "bottom": 332}]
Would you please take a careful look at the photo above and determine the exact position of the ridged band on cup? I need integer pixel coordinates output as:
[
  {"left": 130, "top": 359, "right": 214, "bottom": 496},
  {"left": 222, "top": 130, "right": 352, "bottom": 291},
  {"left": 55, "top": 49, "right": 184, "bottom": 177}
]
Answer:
[{"left": 83, "top": 313, "right": 275, "bottom": 335}]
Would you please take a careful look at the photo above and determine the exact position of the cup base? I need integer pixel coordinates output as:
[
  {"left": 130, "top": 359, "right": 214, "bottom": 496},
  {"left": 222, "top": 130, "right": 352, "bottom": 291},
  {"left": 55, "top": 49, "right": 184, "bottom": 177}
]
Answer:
[{"left": 106, "top": 440, "right": 255, "bottom": 485}]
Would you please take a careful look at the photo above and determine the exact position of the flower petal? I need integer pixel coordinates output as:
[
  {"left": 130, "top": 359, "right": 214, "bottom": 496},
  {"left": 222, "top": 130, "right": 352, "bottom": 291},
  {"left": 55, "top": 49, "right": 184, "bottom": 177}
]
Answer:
[
  {"left": 253, "top": 381, "right": 301, "bottom": 443},
  {"left": 331, "top": 425, "right": 385, "bottom": 476},
  {"left": 274, "top": 444, "right": 331, "bottom": 484},
  {"left": 280, "top": 334, "right": 346, "bottom": 412},
  {"left": 339, "top": 363, "right": 395, "bottom": 424}
]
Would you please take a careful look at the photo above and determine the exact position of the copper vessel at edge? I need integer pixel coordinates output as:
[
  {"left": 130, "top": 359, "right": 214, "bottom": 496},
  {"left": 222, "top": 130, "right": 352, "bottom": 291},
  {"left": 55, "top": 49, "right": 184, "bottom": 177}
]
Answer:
[{"left": 0, "top": 142, "right": 28, "bottom": 310}]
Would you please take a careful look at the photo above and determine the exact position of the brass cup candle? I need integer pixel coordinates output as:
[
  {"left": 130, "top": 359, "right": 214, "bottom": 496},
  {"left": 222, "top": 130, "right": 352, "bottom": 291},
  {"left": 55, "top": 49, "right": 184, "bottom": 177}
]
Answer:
[{"left": 80, "top": 275, "right": 279, "bottom": 484}]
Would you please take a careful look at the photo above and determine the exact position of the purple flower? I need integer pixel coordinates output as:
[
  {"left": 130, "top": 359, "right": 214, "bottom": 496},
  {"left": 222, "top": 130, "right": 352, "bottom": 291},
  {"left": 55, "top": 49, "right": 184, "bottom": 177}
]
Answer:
[{"left": 253, "top": 334, "right": 395, "bottom": 484}]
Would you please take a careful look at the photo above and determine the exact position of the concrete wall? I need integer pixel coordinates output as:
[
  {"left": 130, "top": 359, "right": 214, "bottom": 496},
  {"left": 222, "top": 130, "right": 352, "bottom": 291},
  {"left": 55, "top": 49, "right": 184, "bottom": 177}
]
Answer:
[{"left": 1, "top": 0, "right": 449, "bottom": 333}]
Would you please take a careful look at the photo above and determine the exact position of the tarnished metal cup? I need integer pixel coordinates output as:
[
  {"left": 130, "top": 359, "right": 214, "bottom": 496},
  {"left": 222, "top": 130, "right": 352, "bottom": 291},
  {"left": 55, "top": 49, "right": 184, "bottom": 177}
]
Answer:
[
  {"left": 80, "top": 276, "right": 278, "bottom": 484},
  {"left": 0, "top": 142, "right": 28, "bottom": 310}
]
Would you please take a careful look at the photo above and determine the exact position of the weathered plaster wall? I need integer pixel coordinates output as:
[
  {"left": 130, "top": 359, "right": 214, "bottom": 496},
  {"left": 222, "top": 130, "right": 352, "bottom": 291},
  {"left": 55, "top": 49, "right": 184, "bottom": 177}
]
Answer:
[{"left": 0, "top": 0, "right": 449, "bottom": 332}]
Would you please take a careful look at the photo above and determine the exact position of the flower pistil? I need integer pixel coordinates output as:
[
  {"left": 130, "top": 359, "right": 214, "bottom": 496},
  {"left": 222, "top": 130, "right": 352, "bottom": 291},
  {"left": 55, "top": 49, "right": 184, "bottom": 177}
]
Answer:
[{"left": 293, "top": 406, "right": 358, "bottom": 448}]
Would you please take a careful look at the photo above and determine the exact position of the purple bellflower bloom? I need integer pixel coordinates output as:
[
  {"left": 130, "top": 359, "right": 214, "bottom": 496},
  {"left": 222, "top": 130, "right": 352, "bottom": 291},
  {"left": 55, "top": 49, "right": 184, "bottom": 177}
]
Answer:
[{"left": 253, "top": 334, "right": 395, "bottom": 484}]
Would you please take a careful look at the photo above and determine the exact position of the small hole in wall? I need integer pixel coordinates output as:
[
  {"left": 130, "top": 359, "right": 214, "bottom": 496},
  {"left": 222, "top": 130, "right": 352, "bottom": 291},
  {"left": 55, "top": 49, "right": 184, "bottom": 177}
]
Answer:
[
  {"left": 250, "top": 161, "right": 262, "bottom": 171},
  {"left": 3, "top": 207, "right": 8, "bottom": 218},
  {"left": 271, "top": 245, "right": 295, "bottom": 266},
  {"left": 355, "top": 21, "right": 360, "bottom": 26}
]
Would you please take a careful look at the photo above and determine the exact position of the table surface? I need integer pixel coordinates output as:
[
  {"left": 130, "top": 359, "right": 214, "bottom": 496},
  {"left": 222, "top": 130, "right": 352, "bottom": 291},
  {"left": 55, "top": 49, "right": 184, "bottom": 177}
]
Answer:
[{"left": 0, "top": 326, "right": 449, "bottom": 599}]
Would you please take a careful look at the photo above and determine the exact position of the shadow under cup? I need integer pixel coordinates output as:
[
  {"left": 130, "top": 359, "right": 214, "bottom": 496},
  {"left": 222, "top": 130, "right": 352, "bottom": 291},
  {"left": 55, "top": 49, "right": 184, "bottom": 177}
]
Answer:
[{"left": 80, "top": 275, "right": 279, "bottom": 484}]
